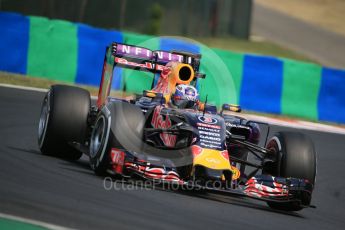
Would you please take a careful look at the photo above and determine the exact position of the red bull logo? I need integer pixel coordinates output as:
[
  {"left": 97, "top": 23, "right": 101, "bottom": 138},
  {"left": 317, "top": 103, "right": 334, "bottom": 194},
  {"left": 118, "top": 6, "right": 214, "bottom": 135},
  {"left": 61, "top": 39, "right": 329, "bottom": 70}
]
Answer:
[{"left": 151, "top": 107, "right": 177, "bottom": 147}]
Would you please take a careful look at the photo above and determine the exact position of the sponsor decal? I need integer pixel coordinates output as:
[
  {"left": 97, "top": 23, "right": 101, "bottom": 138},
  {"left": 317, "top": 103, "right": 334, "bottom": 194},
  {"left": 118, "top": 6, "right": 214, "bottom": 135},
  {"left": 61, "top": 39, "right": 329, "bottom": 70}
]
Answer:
[
  {"left": 200, "top": 139, "right": 221, "bottom": 145},
  {"left": 197, "top": 126, "right": 220, "bottom": 132},
  {"left": 225, "top": 122, "right": 251, "bottom": 130},
  {"left": 116, "top": 44, "right": 153, "bottom": 58},
  {"left": 154, "top": 51, "right": 183, "bottom": 62},
  {"left": 198, "top": 115, "right": 218, "bottom": 124},
  {"left": 115, "top": 57, "right": 166, "bottom": 71},
  {"left": 110, "top": 149, "right": 125, "bottom": 174},
  {"left": 116, "top": 44, "right": 184, "bottom": 63},
  {"left": 115, "top": 57, "right": 149, "bottom": 68},
  {"left": 196, "top": 122, "right": 221, "bottom": 129},
  {"left": 199, "top": 130, "right": 220, "bottom": 137},
  {"left": 199, "top": 135, "right": 221, "bottom": 141},
  {"left": 151, "top": 107, "right": 176, "bottom": 147},
  {"left": 197, "top": 122, "right": 222, "bottom": 149},
  {"left": 205, "top": 158, "right": 221, "bottom": 164},
  {"left": 200, "top": 143, "right": 221, "bottom": 149}
]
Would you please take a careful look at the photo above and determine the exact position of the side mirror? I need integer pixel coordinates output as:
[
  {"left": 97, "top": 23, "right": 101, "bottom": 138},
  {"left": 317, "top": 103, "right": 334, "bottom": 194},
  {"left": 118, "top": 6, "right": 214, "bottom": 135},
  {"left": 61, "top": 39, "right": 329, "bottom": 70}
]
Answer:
[
  {"left": 205, "top": 104, "right": 217, "bottom": 114},
  {"left": 143, "top": 90, "right": 159, "bottom": 98},
  {"left": 221, "top": 104, "right": 242, "bottom": 114},
  {"left": 197, "top": 102, "right": 217, "bottom": 114}
]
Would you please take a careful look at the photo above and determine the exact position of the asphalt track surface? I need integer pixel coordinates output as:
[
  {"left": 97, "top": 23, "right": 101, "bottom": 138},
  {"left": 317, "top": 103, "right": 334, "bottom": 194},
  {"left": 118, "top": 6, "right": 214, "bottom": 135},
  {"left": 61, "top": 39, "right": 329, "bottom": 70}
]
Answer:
[
  {"left": 0, "top": 86, "right": 345, "bottom": 230},
  {"left": 252, "top": 3, "right": 345, "bottom": 69}
]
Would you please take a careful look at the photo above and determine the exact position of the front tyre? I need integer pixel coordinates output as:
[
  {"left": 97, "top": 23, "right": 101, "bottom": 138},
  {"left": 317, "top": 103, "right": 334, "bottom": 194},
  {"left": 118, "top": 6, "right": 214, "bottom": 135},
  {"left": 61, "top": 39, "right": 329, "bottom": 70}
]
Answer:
[
  {"left": 89, "top": 110, "right": 112, "bottom": 176},
  {"left": 89, "top": 102, "right": 145, "bottom": 176},
  {"left": 264, "top": 132, "right": 316, "bottom": 211}
]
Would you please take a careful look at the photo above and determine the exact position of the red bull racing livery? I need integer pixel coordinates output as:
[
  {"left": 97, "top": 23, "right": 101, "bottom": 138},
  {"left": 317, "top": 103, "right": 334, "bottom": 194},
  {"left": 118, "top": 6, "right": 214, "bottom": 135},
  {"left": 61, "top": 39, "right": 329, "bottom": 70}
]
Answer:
[{"left": 38, "top": 42, "right": 316, "bottom": 212}]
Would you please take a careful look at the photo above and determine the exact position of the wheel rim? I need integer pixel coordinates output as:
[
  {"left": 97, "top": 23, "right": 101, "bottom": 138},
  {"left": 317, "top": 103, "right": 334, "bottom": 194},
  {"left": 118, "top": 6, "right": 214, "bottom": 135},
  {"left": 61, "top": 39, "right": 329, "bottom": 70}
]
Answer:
[
  {"left": 38, "top": 95, "right": 50, "bottom": 147},
  {"left": 90, "top": 116, "right": 106, "bottom": 158}
]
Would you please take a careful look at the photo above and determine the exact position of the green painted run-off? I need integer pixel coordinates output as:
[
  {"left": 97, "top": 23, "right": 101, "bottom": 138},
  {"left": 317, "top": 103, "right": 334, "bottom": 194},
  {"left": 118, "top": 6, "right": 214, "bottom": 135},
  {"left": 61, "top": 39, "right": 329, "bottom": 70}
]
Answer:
[{"left": 0, "top": 217, "right": 48, "bottom": 230}]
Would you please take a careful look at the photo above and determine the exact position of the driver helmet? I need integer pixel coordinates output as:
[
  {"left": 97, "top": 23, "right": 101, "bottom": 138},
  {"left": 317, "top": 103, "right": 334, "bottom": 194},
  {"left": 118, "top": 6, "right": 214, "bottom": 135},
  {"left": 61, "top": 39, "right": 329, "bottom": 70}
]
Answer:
[{"left": 172, "top": 84, "right": 199, "bottom": 109}]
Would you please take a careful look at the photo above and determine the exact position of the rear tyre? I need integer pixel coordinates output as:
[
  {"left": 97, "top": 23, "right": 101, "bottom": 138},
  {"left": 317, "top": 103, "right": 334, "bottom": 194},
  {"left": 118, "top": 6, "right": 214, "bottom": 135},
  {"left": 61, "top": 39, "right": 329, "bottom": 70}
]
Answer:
[
  {"left": 89, "top": 102, "right": 145, "bottom": 176},
  {"left": 38, "top": 85, "right": 90, "bottom": 160},
  {"left": 264, "top": 132, "right": 316, "bottom": 211}
]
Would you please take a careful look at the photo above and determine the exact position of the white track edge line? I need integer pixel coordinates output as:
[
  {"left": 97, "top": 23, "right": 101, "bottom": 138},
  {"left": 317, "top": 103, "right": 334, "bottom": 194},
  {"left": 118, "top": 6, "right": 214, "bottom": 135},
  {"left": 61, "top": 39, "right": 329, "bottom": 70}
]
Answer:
[
  {"left": 0, "top": 83, "right": 48, "bottom": 92},
  {"left": 0, "top": 212, "right": 73, "bottom": 230},
  {"left": 0, "top": 83, "right": 98, "bottom": 99}
]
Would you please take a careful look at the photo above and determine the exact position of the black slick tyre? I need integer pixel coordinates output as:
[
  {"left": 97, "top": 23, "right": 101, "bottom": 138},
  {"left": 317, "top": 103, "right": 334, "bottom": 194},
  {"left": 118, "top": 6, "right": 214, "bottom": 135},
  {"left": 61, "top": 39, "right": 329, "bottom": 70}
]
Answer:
[
  {"left": 38, "top": 85, "right": 90, "bottom": 160},
  {"left": 264, "top": 132, "right": 316, "bottom": 211},
  {"left": 89, "top": 102, "right": 145, "bottom": 176}
]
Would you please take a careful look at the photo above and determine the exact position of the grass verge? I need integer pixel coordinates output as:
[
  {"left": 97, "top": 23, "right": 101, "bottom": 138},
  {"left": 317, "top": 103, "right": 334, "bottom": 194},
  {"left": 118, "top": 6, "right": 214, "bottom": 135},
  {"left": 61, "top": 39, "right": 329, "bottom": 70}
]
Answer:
[
  {"left": 195, "top": 36, "right": 318, "bottom": 64},
  {"left": 0, "top": 71, "right": 99, "bottom": 95},
  {"left": 0, "top": 71, "right": 132, "bottom": 98},
  {"left": 255, "top": 0, "right": 345, "bottom": 37}
]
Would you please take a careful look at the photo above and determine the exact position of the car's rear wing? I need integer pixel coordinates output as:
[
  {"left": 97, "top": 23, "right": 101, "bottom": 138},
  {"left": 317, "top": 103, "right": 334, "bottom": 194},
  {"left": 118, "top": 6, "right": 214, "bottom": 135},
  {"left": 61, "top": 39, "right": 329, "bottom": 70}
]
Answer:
[
  {"left": 97, "top": 42, "right": 205, "bottom": 107},
  {"left": 113, "top": 43, "right": 203, "bottom": 73}
]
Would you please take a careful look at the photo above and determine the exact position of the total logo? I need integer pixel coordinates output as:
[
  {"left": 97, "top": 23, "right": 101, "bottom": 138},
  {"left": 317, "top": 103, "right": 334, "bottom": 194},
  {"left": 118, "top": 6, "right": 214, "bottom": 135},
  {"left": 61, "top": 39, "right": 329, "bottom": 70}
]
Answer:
[
  {"left": 205, "top": 158, "right": 221, "bottom": 164},
  {"left": 198, "top": 116, "right": 218, "bottom": 124}
]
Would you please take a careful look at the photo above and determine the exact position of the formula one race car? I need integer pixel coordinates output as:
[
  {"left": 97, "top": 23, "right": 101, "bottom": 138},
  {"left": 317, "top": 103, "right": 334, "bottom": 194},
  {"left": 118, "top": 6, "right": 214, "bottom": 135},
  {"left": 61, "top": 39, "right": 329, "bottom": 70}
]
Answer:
[{"left": 38, "top": 42, "right": 316, "bottom": 211}]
